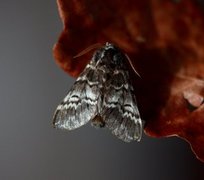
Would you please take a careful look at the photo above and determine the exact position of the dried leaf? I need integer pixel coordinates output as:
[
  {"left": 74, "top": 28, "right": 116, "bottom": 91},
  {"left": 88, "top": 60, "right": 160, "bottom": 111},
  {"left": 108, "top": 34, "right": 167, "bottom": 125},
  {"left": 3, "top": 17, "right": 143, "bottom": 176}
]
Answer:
[{"left": 53, "top": 0, "right": 204, "bottom": 162}]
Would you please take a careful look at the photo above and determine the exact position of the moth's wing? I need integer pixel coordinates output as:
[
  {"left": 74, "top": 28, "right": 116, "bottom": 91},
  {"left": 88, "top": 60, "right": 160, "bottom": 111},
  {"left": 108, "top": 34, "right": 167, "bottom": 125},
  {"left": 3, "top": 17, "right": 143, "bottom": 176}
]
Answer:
[
  {"left": 53, "top": 62, "right": 102, "bottom": 130},
  {"left": 102, "top": 70, "right": 142, "bottom": 142}
]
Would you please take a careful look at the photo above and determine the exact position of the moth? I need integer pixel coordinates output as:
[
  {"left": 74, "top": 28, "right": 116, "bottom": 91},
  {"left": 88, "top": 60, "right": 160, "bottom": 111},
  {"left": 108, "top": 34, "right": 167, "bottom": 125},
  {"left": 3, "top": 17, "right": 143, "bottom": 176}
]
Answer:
[{"left": 53, "top": 43, "right": 143, "bottom": 142}]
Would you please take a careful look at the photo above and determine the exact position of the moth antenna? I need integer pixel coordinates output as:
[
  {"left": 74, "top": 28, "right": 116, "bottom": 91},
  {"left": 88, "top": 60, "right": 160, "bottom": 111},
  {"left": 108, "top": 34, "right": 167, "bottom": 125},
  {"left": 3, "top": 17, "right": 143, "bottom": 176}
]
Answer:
[
  {"left": 125, "top": 54, "right": 141, "bottom": 78},
  {"left": 73, "top": 43, "right": 102, "bottom": 59}
]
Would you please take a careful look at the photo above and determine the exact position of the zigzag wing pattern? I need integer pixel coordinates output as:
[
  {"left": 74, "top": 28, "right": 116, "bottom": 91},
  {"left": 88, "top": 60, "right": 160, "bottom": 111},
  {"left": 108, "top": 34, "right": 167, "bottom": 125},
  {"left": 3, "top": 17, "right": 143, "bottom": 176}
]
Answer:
[
  {"left": 53, "top": 62, "right": 102, "bottom": 130},
  {"left": 102, "top": 70, "right": 142, "bottom": 142}
]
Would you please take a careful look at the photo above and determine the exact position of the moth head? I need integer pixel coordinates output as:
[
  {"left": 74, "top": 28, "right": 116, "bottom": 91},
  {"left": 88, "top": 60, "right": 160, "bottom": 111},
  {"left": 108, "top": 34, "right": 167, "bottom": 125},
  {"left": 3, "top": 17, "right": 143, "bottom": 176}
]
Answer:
[{"left": 93, "top": 43, "right": 125, "bottom": 69}]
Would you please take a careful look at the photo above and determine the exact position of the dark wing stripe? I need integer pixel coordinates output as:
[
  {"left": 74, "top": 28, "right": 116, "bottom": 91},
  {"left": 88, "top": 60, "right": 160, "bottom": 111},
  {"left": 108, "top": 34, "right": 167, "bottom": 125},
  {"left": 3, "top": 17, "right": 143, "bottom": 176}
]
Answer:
[
  {"left": 53, "top": 62, "right": 102, "bottom": 130},
  {"left": 102, "top": 70, "right": 142, "bottom": 142}
]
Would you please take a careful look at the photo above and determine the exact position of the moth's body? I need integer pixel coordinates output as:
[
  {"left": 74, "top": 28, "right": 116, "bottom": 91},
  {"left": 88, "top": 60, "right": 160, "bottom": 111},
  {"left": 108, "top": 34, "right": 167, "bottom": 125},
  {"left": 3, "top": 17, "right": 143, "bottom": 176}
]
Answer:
[{"left": 53, "top": 43, "right": 143, "bottom": 142}]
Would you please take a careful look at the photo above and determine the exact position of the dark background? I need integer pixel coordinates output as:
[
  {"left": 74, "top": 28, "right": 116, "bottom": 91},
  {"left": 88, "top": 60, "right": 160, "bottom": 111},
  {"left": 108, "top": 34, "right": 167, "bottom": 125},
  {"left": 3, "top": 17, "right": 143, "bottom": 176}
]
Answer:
[{"left": 0, "top": 0, "right": 204, "bottom": 179}]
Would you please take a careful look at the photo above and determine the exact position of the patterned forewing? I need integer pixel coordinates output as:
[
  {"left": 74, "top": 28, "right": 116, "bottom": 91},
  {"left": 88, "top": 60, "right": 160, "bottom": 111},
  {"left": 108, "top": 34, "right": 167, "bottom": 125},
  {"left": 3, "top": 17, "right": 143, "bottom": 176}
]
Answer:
[
  {"left": 53, "top": 63, "right": 102, "bottom": 130},
  {"left": 102, "top": 70, "right": 142, "bottom": 142}
]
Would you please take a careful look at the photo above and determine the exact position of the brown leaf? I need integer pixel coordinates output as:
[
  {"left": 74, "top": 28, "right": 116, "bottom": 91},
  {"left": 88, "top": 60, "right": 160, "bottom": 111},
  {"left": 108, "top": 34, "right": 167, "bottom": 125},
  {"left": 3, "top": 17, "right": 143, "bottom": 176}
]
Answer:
[{"left": 53, "top": 0, "right": 204, "bottom": 162}]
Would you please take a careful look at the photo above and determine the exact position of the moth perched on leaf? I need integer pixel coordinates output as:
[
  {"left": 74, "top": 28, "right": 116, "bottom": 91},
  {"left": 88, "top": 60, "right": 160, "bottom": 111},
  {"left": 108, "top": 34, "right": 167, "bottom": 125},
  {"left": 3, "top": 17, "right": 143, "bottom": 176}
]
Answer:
[{"left": 53, "top": 43, "right": 143, "bottom": 142}]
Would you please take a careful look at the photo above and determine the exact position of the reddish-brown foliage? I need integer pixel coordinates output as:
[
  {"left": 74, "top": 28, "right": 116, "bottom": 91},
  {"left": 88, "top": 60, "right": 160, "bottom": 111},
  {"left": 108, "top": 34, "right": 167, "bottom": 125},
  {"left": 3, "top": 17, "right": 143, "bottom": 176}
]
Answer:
[{"left": 53, "top": 0, "right": 204, "bottom": 162}]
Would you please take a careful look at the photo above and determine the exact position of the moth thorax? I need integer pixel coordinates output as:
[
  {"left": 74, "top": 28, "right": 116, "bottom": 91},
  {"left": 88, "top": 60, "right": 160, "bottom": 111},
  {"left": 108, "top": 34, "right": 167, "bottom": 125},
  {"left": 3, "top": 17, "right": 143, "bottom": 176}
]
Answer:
[{"left": 91, "top": 115, "right": 105, "bottom": 128}]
